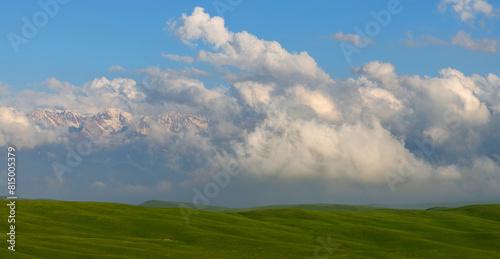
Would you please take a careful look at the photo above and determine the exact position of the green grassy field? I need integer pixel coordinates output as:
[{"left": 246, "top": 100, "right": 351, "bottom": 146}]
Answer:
[{"left": 1, "top": 200, "right": 499, "bottom": 258}]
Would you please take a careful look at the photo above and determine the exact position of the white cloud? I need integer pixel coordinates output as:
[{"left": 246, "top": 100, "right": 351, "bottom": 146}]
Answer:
[
  {"left": 169, "top": 7, "right": 332, "bottom": 86},
  {"left": 451, "top": 30, "right": 499, "bottom": 52},
  {"left": 232, "top": 112, "right": 464, "bottom": 186},
  {"left": 359, "top": 87, "right": 403, "bottom": 113},
  {"left": 288, "top": 85, "right": 342, "bottom": 122},
  {"left": 167, "top": 7, "right": 233, "bottom": 48},
  {"left": 3, "top": 76, "right": 145, "bottom": 115},
  {"left": 0, "top": 107, "right": 66, "bottom": 149},
  {"left": 331, "top": 32, "right": 373, "bottom": 46},
  {"left": 416, "top": 67, "right": 491, "bottom": 125},
  {"left": 225, "top": 61, "right": 500, "bottom": 198},
  {"left": 138, "top": 66, "right": 233, "bottom": 114},
  {"left": 233, "top": 81, "right": 273, "bottom": 108},
  {"left": 439, "top": 0, "right": 498, "bottom": 23},
  {"left": 353, "top": 61, "right": 402, "bottom": 92}
]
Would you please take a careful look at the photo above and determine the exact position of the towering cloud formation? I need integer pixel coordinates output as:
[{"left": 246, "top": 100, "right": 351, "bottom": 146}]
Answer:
[{"left": 167, "top": 7, "right": 331, "bottom": 86}]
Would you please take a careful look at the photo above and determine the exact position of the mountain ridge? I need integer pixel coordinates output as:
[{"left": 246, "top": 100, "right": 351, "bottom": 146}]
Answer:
[{"left": 29, "top": 108, "right": 210, "bottom": 144}]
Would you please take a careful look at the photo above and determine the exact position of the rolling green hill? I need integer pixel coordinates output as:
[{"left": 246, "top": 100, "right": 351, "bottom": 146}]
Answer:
[
  {"left": 139, "top": 200, "right": 231, "bottom": 211},
  {"left": 210, "top": 203, "right": 388, "bottom": 213},
  {"left": 425, "top": 207, "right": 450, "bottom": 211},
  {"left": 369, "top": 200, "right": 500, "bottom": 210},
  {"left": 1, "top": 200, "right": 500, "bottom": 258}
]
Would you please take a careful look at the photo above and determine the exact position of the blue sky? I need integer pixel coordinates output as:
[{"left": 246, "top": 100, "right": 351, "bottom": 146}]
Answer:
[
  {"left": 1, "top": 0, "right": 499, "bottom": 92},
  {"left": 1, "top": 1, "right": 500, "bottom": 206}
]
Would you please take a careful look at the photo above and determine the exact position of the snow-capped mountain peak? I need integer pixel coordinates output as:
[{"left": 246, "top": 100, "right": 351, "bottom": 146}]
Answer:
[{"left": 29, "top": 108, "right": 209, "bottom": 142}]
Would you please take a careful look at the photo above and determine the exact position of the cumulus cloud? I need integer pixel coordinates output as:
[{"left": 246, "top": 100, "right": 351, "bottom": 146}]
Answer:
[
  {"left": 0, "top": 107, "right": 66, "bottom": 148},
  {"left": 451, "top": 30, "right": 499, "bottom": 52},
  {"left": 167, "top": 7, "right": 332, "bottom": 86},
  {"left": 420, "top": 68, "right": 488, "bottom": 118},
  {"left": 288, "top": 85, "right": 342, "bottom": 122},
  {"left": 234, "top": 114, "right": 404, "bottom": 182},
  {"left": 353, "top": 61, "right": 402, "bottom": 92},
  {"left": 228, "top": 57, "right": 496, "bottom": 185},
  {"left": 331, "top": 32, "right": 374, "bottom": 46},
  {"left": 439, "top": 0, "right": 498, "bottom": 23},
  {"left": 138, "top": 66, "right": 239, "bottom": 119},
  {"left": 167, "top": 7, "right": 233, "bottom": 48},
  {"left": 233, "top": 81, "right": 273, "bottom": 108},
  {"left": 232, "top": 111, "right": 470, "bottom": 188},
  {"left": 359, "top": 87, "right": 403, "bottom": 114},
  {"left": 1, "top": 77, "right": 145, "bottom": 115}
]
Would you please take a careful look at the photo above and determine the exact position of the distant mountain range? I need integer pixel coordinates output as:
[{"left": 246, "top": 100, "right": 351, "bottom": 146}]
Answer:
[
  {"left": 138, "top": 199, "right": 500, "bottom": 211},
  {"left": 29, "top": 108, "right": 210, "bottom": 145},
  {"left": 138, "top": 200, "right": 388, "bottom": 212},
  {"left": 2, "top": 195, "right": 498, "bottom": 211}
]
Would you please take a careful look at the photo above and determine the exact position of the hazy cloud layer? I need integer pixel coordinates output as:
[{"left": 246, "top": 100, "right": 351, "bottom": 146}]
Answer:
[
  {"left": 108, "top": 65, "right": 127, "bottom": 72},
  {"left": 451, "top": 30, "right": 499, "bottom": 52},
  {"left": 331, "top": 32, "right": 374, "bottom": 46},
  {"left": 404, "top": 31, "right": 499, "bottom": 53},
  {"left": 404, "top": 31, "right": 448, "bottom": 47},
  {"left": 0, "top": 82, "right": 11, "bottom": 95}
]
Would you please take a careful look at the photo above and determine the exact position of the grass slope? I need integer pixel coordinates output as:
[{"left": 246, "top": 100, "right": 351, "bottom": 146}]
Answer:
[
  {"left": 370, "top": 200, "right": 500, "bottom": 210},
  {"left": 1, "top": 201, "right": 499, "bottom": 258},
  {"left": 211, "top": 203, "right": 388, "bottom": 213}
]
